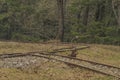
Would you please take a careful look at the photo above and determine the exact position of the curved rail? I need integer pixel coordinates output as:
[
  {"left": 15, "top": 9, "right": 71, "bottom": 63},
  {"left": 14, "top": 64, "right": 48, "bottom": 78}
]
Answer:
[{"left": 0, "top": 52, "right": 120, "bottom": 79}]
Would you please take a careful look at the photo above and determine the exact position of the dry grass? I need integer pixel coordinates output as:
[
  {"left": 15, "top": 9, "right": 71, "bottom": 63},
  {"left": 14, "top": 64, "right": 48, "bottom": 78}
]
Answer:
[
  {"left": 77, "top": 44, "right": 120, "bottom": 67},
  {"left": 0, "top": 41, "right": 120, "bottom": 80},
  {"left": 0, "top": 41, "right": 73, "bottom": 54}
]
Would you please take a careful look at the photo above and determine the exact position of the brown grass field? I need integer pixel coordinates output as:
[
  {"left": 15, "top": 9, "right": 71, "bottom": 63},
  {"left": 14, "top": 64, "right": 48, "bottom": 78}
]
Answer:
[{"left": 0, "top": 41, "right": 120, "bottom": 80}]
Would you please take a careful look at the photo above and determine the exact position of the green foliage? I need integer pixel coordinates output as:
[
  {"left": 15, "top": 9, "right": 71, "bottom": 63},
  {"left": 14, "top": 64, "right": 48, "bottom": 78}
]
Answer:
[
  {"left": 70, "top": 21, "right": 120, "bottom": 45},
  {"left": 11, "top": 33, "right": 40, "bottom": 42},
  {"left": 0, "top": 0, "right": 120, "bottom": 45}
]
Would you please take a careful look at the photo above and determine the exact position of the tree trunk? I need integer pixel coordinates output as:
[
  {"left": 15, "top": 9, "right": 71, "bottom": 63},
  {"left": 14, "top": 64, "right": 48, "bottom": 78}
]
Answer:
[
  {"left": 112, "top": 0, "right": 120, "bottom": 26},
  {"left": 82, "top": 5, "right": 89, "bottom": 25},
  {"left": 118, "top": 4, "right": 120, "bottom": 26},
  {"left": 56, "top": 0, "right": 66, "bottom": 42},
  {"left": 95, "top": 2, "right": 105, "bottom": 22}
]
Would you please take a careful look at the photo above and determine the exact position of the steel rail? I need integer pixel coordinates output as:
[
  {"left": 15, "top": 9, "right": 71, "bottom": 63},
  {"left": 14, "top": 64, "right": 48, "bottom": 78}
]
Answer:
[
  {"left": 31, "top": 54, "right": 120, "bottom": 79},
  {"left": 0, "top": 52, "right": 120, "bottom": 79}
]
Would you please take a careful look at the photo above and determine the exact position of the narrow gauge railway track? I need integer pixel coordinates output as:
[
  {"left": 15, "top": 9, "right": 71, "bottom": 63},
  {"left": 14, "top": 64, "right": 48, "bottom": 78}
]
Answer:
[
  {"left": 0, "top": 52, "right": 120, "bottom": 79},
  {"left": 32, "top": 53, "right": 120, "bottom": 79},
  {"left": 0, "top": 46, "right": 90, "bottom": 58}
]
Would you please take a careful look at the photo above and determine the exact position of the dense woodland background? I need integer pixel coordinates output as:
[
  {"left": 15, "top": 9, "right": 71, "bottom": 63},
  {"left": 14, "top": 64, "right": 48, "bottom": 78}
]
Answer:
[{"left": 0, "top": 0, "right": 120, "bottom": 45}]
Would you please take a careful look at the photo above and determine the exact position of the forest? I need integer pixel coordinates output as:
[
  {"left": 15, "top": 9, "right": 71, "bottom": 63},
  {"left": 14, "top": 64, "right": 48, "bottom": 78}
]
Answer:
[{"left": 0, "top": 0, "right": 120, "bottom": 45}]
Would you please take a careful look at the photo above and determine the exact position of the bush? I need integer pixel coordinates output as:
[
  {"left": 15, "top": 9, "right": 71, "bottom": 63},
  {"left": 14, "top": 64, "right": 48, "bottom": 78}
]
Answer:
[{"left": 11, "top": 33, "right": 40, "bottom": 42}]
